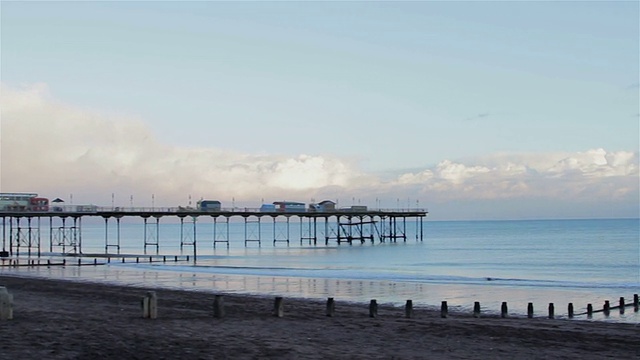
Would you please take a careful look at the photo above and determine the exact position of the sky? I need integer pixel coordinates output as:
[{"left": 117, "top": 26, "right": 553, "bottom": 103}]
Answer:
[{"left": 1, "top": 1, "right": 638, "bottom": 220}]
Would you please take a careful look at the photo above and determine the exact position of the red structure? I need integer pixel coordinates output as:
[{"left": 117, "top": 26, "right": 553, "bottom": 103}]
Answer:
[{"left": 29, "top": 197, "right": 49, "bottom": 211}]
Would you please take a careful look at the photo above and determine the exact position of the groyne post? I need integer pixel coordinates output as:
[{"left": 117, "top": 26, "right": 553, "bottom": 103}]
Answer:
[
  {"left": 440, "top": 301, "right": 448, "bottom": 318},
  {"left": 527, "top": 302, "right": 534, "bottom": 319},
  {"left": 568, "top": 303, "right": 574, "bottom": 319},
  {"left": 473, "top": 301, "right": 481, "bottom": 318},
  {"left": 548, "top": 303, "right": 554, "bottom": 319},
  {"left": 501, "top": 302, "right": 508, "bottom": 318},
  {"left": 634, "top": 294, "right": 639, "bottom": 312},
  {"left": 213, "top": 295, "right": 225, "bottom": 318},
  {"left": 587, "top": 304, "right": 593, "bottom": 318},
  {"left": 0, "top": 287, "right": 13, "bottom": 320},
  {"left": 603, "top": 300, "right": 610, "bottom": 317},
  {"left": 369, "top": 299, "right": 378, "bottom": 318},
  {"left": 405, "top": 300, "right": 413, "bottom": 318},
  {"left": 619, "top": 297, "right": 625, "bottom": 314},
  {"left": 274, "top": 297, "right": 284, "bottom": 318},
  {"left": 142, "top": 291, "right": 157, "bottom": 319},
  {"left": 326, "top": 297, "right": 335, "bottom": 317}
]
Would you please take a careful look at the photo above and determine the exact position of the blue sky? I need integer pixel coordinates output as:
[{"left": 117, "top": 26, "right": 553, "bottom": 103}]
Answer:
[{"left": 1, "top": 1, "right": 638, "bottom": 220}]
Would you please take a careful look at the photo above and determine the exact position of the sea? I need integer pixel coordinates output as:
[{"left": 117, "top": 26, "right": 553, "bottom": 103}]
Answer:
[{"left": 1, "top": 217, "right": 638, "bottom": 323}]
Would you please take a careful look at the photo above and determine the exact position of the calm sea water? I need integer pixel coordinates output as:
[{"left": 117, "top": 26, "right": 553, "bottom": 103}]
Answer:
[{"left": 2, "top": 218, "right": 638, "bottom": 323}]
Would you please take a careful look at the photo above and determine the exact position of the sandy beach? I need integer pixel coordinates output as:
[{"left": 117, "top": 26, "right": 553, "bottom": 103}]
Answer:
[{"left": 0, "top": 275, "right": 638, "bottom": 359}]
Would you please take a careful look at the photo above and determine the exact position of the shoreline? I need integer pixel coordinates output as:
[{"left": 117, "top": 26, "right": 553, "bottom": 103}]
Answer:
[
  {"left": 1, "top": 275, "right": 639, "bottom": 359},
  {"left": 1, "top": 262, "right": 637, "bottom": 324}
]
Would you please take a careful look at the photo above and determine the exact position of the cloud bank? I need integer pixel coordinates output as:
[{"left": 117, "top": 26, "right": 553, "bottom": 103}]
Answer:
[{"left": 2, "top": 83, "right": 638, "bottom": 220}]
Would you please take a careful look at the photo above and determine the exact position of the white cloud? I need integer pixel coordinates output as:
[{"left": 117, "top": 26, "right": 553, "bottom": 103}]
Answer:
[
  {"left": 391, "top": 148, "right": 638, "bottom": 202},
  {"left": 0, "top": 83, "right": 371, "bottom": 205},
  {"left": 1, "top": 83, "right": 637, "bottom": 219}
]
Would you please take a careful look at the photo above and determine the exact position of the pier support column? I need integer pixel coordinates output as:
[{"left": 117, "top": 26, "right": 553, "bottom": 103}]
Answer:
[
  {"left": 143, "top": 216, "right": 160, "bottom": 254},
  {"left": 179, "top": 215, "right": 197, "bottom": 259},
  {"left": 244, "top": 216, "right": 261, "bottom": 247},
  {"left": 213, "top": 216, "right": 229, "bottom": 249},
  {"left": 273, "top": 216, "right": 290, "bottom": 246}
]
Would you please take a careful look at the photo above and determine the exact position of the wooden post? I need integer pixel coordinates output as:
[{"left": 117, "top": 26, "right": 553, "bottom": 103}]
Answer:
[
  {"left": 405, "top": 300, "right": 413, "bottom": 319},
  {"left": 634, "top": 294, "right": 639, "bottom": 312},
  {"left": 326, "top": 297, "right": 335, "bottom": 317},
  {"left": 473, "top": 301, "right": 481, "bottom": 318},
  {"left": 0, "top": 287, "right": 14, "bottom": 320},
  {"left": 568, "top": 303, "right": 574, "bottom": 319},
  {"left": 603, "top": 300, "right": 610, "bottom": 317},
  {"left": 440, "top": 301, "right": 448, "bottom": 318},
  {"left": 213, "top": 295, "right": 225, "bottom": 318},
  {"left": 369, "top": 299, "right": 377, "bottom": 318},
  {"left": 527, "top": 302, "right": 534, "bottom": 319},
  {"left": 501, "top": 302, "right": 508, "bottom": 318},
  {"left": 587, "top": 303, "right": 593, "bottom": 318},
  {"left": 548, "top": 303, "right": 554, "bottom": 319},
  {"left": 619, "top": 297, "right": 625, "bottom": 314},
  {"left": 274, "top": 297, "right": 284, "bottom": 317},
  {"left": 142, "top": 291, "right": 157, "bottom": 319}
]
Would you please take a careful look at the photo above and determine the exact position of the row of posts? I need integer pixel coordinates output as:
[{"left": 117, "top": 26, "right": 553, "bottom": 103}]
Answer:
[
  {"left": 1, "top": 255, "right": 190, "bottom": 268},
  {"left": 143, "top": 293, "right": 640, "bottom": 320},
  {"left": 1, "top": 288, "right": 636, "bottom": 321}
]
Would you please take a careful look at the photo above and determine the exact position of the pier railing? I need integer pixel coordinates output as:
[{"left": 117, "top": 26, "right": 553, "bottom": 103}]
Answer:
[{"left": 0, "top": 206, "right": 428, "bottom": 216}]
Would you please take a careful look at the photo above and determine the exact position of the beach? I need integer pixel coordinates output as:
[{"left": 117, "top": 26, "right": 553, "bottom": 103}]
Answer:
[{"left": 0, "top": 275, "right": 638, "bottom": 359}]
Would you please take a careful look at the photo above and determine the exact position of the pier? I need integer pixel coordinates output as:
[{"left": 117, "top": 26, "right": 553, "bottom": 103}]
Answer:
[{"left": 0, "top": 207, "right": 428, "bottom": 259}]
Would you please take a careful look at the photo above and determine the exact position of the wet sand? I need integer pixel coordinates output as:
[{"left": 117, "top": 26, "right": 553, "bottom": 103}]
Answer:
[{"left": 0, "top": 275, "right": 638, "bottom": 359}]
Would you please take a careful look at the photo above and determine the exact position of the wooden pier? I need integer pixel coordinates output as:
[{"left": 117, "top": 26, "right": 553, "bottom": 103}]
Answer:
[{"left": 0, "top": 207, "right": 427, "bottom": 259}]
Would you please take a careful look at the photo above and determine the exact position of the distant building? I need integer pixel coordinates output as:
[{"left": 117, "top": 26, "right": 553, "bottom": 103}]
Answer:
[
  {"left": 260, "top": 204, "right": 276, "bottom": 212},
  {"left": 273, "top": 201, "right": 306, "bottom": 212},
  {"left": 318, "top": 200, "right": 336, "bottom": 211},
  {"left": 0, "top": 193, "right": 48, "bottom": 211},
  {"left": 309, "top": 200, "right": 337, "bottom": 212},
  {"left": 198, "top": 200, "right": 222, "bottom": 211}
]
